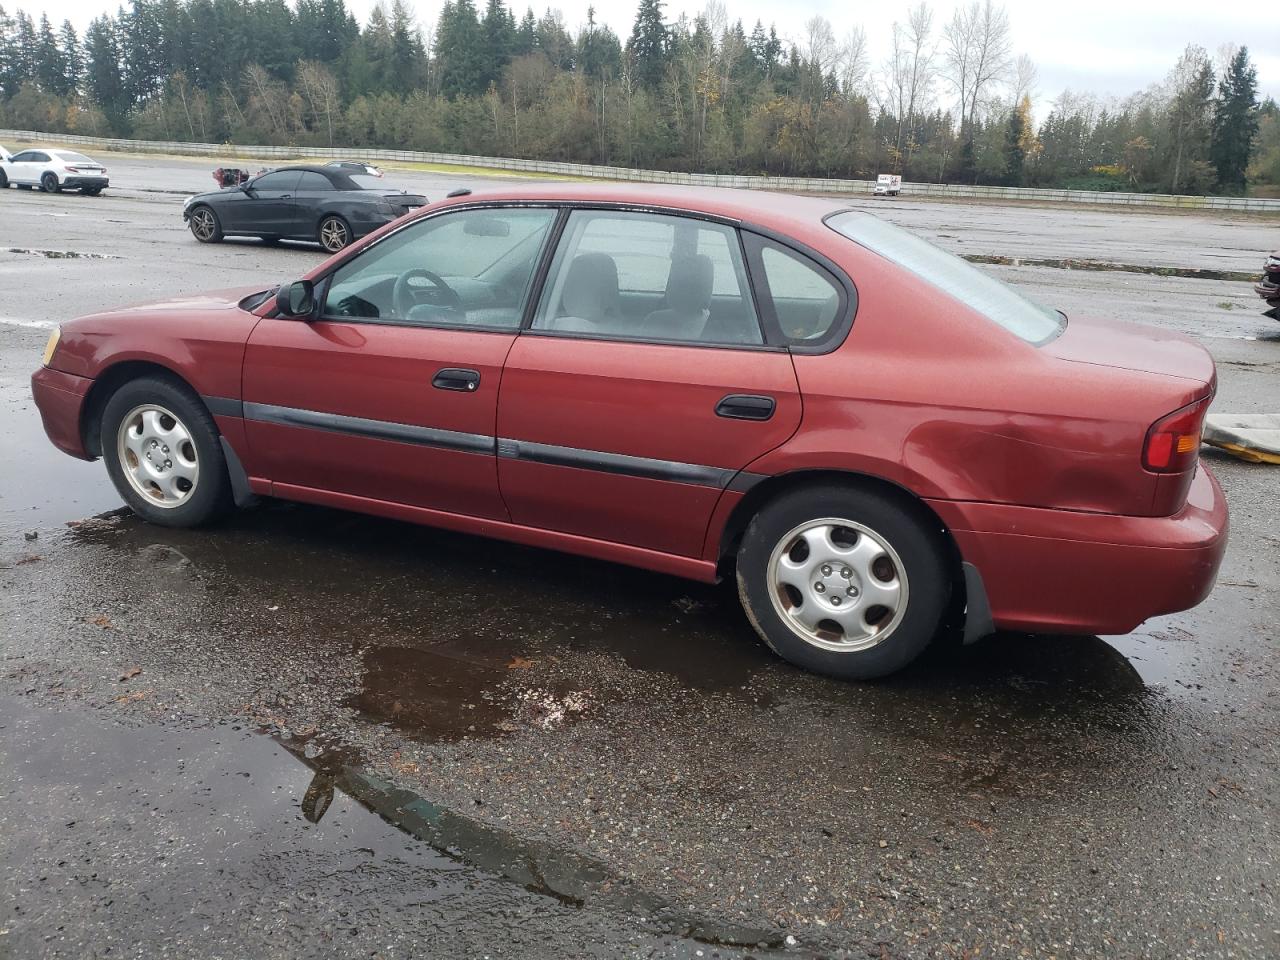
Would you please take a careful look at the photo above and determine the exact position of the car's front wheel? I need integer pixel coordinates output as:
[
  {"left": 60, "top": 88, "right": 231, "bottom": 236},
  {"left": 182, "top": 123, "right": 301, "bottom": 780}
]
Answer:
[
  {"left": 40, "top": 172, "right": 59, "bottom": 193},
  {"left": 318, "top": 215, "right": 352, "bottom": 253},
  {"left": 736, "top": 484, "right": 950, "bottom": 680},
  {"left": 0, "top": 170, "right": 8, "bottom": 188},
  {"left": 100, "top": 376, "right": 233, "bottom": 527},
  {"left": 188, "top": 205, "right": 223, "bottom": 243}
]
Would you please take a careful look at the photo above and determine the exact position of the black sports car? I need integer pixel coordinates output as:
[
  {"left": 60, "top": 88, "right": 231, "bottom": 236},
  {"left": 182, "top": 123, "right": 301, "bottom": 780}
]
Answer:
[{"left": 182, "top": 164, "right": 426, "bottom": 252}]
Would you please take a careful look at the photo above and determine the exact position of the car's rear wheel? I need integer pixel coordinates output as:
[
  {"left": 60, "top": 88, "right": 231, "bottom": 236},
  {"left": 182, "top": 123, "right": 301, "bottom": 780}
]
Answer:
[
  {"left": 16, "top": 183, "right": 31, "bottom": 190},
  {"left": 736, "top": 484, "right": 950, "bottom": 680},
  {"left": 188, "top": 205, "right": 223, "bottom": 243},
  {"left": 100, "top": 376, "right": 233, "bottom": 527},
  {"left": 318, "top": 215, "right": 351, "bottom": 253},
  {"left": 40, "top": 172, "right": 59, "bottom": 193},
  {"left": 0, "top": 170, "right": 8, "bottom": 188},
  {"left": 82, "top": 187, "right": 103, "bottom": 196}
]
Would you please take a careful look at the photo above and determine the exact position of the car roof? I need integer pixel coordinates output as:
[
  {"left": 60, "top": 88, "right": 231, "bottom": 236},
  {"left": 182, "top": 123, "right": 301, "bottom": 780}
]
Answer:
[
  {"left": 430, "top": 182, "right": 851, "bottom": 233},
  {"left": 259, "top": 164, "right": 338, "bottom": 175}
]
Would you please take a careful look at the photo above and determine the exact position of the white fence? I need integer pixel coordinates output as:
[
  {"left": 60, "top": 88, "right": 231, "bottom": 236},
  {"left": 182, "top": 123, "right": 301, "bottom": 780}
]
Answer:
[{"left": 5, "top": 127, "right": 1278, "bottom": 213}]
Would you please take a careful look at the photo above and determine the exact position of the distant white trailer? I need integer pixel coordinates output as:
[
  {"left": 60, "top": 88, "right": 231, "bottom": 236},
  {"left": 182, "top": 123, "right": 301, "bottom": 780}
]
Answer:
[{"left": 874, "top": 174, "right": 902, "bottom": 197}]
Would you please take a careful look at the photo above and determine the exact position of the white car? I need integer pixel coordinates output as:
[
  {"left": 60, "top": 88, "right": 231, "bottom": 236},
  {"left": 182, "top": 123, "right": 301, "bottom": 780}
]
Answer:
[{"left": 0, "top": 146, "right": 109, "bottom": 195}]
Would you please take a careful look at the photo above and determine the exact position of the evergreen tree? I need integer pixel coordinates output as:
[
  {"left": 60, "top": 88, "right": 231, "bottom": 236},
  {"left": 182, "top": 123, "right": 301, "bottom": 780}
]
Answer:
[
  {"left": 1209, "top": 46, "right": 1259, "bottom": 192},
  {"left": 436, "top": 0, "right": 486, "bottom": 98},
  {"left": 577, "top": 6, "right": 620, "bottom": 81},
  {"left": 34, "top": 13, "right": 64, "bottom": 93},
  {"left": 83, "top": 14, "right": 129, "bottom": 130},
  {"left": 13, "top": 9, "right": 36, "bottom": 82},
  {"left": 480, "top": 0, "right": 514, "bottom": 88},
  {"left": 0, "top": 6, "right": 15, "bottom": 99},
  {"left": 514, "top": 7, "right": 535, "bottom": 56},
  {"left": 121, "top": 0, "right": 165, "bottom": 104},
  {"left": 627, "top": 0, "right": 666, "bottom": 90},
  {"left": 58, "top": 20, "right": 83, "bottom": 97},
  {"left": 387, "top": 0, "right": 424, "bottom": 93}
]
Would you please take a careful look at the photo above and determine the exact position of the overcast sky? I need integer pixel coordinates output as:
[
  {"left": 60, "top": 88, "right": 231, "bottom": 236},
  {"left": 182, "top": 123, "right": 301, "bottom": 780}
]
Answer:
[{"left": 39, "top": 0, "right": 1280, "bottom": 118}]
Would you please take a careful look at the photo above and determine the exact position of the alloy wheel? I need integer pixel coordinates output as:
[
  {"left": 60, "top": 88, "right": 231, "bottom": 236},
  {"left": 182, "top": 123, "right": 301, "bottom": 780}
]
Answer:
[
  {"left": 116, "top": 404, "right": 200, "bottom": 508},
  {"left": 766, "top": 517, "right": 909, "bottom": 652},
  {"left": 190, "top": 208, "right": 217, "bottom": 241},
  {"left": 319, "top": 217, "right": 349, "bottom": 252}
]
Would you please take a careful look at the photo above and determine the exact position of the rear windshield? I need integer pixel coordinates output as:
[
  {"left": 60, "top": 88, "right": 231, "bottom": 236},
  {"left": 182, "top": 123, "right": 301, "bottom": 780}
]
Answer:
[
  {"left": 348, "top": 174, "right": 382, "bottom": 190},
  {"left": 55, "top": 151, "right": 94, "bottom": 163},
  {"left": 826, "top": 211, "right": 1065, "bottom": 344}
]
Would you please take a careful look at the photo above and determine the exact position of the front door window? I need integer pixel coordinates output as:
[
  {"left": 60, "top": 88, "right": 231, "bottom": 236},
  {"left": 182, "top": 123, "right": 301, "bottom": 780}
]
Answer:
[{"left": 322, "top": 207, "right": 557, "bottom": 330}]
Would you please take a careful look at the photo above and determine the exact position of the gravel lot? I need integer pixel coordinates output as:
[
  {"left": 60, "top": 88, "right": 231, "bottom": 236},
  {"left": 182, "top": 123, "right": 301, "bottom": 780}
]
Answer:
[{"left": 1, "top": 156, "right": 1278, "bottom": 959}]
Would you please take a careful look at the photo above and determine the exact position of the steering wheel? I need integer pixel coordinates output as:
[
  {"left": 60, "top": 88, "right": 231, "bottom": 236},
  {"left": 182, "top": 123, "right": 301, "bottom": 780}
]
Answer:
[{"left": 393, "top": 268, "right": 463, "bottom": 320}]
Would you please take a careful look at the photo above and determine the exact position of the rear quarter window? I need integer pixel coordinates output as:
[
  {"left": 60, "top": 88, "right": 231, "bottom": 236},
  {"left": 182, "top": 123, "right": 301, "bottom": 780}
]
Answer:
[{"left": 827, "top": 210, "right": 1064, "bottom": 344}]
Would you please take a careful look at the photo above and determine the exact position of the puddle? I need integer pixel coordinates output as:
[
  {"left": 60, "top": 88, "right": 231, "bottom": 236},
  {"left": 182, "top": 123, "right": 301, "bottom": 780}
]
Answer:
[
  {"left": 0, "top": 693, "right": 786, "bottom": 955},
  {"left": 963, "top": 253, "right": 1256, "bottom": 282},
  {"left": 2, "top": 247, "right": 118, "bottom": 260}
]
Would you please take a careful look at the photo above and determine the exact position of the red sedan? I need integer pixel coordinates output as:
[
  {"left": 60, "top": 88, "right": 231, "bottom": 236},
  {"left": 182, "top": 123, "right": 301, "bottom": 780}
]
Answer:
[{"left": 31, "top": 185, "right": 1228, "bottom": 679}]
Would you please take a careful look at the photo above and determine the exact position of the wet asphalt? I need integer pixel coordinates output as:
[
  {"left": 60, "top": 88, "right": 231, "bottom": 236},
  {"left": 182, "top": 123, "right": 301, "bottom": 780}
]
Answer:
[{"left": 1, "top": 158, "right": 1279, "bottom": 959}]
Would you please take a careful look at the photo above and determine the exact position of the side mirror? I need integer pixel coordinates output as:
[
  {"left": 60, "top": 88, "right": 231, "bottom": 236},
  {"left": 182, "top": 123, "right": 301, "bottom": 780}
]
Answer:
[{"left": 276, "top": 280, "right": 316, "bottom": 319}]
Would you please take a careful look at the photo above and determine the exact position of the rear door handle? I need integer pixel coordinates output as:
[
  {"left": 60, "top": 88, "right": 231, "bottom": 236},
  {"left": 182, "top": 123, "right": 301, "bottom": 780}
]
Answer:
[
  {"left": 432, "top": 367, "right": 481, "bottom": 392},
  {"left": 715, "top": 394, "right": 775, "bottom": 420}
]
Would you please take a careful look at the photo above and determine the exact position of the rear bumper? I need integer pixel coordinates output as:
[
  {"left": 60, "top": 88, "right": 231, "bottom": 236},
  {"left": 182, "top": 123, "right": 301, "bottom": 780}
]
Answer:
[
  {"left": 62, "top": 176, "right": 109, "bottom": 189},
  {"left": 31, "top": 365, "right": 94, "bottom": 460},
  {"left": 929, "top": 464, "right": 1228, "bottom": 635}
]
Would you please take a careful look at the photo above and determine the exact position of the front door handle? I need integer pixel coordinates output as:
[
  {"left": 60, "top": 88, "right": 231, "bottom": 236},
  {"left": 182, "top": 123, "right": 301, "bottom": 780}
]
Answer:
[
  {"left": 432, "top": 367, "right": 481, "bottom": 392},
  {"left": 715, "top": 394, "right": 775, "bottom": 421}
]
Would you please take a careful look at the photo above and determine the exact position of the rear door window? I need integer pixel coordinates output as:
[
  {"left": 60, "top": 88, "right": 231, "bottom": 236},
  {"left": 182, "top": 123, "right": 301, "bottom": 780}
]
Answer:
[{"left": 531, "top": 209, "right": 764, "bottom": 346}]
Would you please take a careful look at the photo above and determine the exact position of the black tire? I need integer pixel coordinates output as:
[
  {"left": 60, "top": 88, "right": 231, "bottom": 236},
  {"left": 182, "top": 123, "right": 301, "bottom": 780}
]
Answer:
[
  {"left": 0, "top": 170, "right": 7, "bottom": 188},
  {"left": 317, "top": 214, "right": 352, "bottom": 253},
  {"left": 17, "top": 183, "right": 32, "bottom": 190},
  {"left": 188, "top": 204, "right": 223, "bottom": 243},
  {"left": 736, "top": 483, "right": 950, "bottom": 680},
  {"left": 82, "top": 187, "right": 103, "bottom": 196},
  {"left": 40, "top": 172, "right": 59, "bottom": 193},
  {"left": 99, "top": 375, "right": 234, "bottom": 528}
]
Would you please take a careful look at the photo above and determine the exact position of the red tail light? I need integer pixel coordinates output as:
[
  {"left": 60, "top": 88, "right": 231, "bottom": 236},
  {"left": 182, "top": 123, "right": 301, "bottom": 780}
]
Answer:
[
  {"left": 65, "top": 166, "right": 81, "bottom": 173},
  {"left": 1143, "top": 397, "right": 1209, "bottom": 473}
]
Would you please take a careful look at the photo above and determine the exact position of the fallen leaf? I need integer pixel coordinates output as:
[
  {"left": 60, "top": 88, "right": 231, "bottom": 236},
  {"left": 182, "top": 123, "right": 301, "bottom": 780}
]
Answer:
[
  {"left": 16, "top": 555, "right": 42, "bottom": 565},
  {"left": 119, "top": 666, "right": 142, "bottom": 681},
  {"left": 86, "top": 615, "right": 113, "bottom": 629},
  {"left": 507, "top": 656, "right": 536, "bottom": 670}
]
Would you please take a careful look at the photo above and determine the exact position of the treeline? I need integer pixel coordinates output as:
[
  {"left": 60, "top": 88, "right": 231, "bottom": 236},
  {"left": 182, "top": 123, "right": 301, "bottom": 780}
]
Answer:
[{"left": 0, "top": 0, "right": 1275, "bottom": 193}]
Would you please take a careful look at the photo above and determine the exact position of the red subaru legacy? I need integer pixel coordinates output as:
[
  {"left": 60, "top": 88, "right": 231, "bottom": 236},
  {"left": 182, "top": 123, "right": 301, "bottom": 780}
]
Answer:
[{"left": 31, "top": 185, "right": 1228, "bottom": 679}]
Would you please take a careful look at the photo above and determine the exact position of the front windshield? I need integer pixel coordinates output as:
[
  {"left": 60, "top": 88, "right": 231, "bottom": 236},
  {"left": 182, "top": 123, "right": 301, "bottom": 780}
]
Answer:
[{"left": 826, "top": 211, "right": 1064, "bottom": 344}]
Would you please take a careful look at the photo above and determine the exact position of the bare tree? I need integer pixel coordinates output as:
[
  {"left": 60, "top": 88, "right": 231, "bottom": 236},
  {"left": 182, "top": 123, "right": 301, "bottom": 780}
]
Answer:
[
  {"left": 880, "top": 3, "right": 936, "bottom": 169},
  {"left": 297, "top": 61, "right": 341, "bottom": 146},
  {"left": 837, "top": 26, "right": 869, "bottom": 97},
  {"left": 1012, "top": 53, "right": 1037, "bottom": 104},
  {"left": 801, "top": 15, "right": 838, "bottom": 74},
  {"left": 943, "top": 0, "right": 1013, "bottom": 150}
]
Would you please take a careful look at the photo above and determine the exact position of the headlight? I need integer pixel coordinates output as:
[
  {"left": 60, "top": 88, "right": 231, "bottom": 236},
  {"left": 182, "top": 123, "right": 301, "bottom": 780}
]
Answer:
[{"left": 41, "top": 326, "right": 61, "bottom": 367}]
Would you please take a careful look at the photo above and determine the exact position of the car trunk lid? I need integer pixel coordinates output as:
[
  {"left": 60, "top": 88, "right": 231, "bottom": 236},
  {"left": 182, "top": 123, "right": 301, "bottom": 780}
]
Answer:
[
  {"left": 378, "top": 192, "right": 427, "bottom": 214},
  {"left": 1043, "top": 315, "right": 1215, "bottom": 386}
]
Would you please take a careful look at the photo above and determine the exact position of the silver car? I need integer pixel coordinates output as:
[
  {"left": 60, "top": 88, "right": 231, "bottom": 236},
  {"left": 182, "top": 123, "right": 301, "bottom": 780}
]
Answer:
[{"left": 0, "top": 146, "right": 109, "bottom": 195}]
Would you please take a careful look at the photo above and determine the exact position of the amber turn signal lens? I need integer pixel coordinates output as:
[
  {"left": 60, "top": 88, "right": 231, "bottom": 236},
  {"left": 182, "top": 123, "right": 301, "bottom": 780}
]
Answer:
[{"left": 41, "top": 327, "right": 60, "bottom": 367}]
